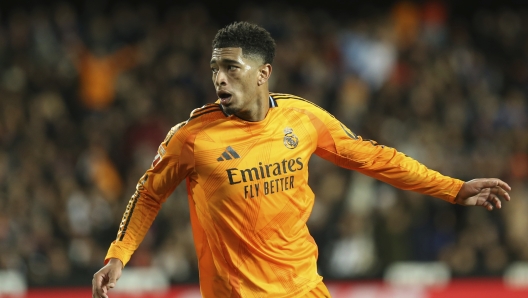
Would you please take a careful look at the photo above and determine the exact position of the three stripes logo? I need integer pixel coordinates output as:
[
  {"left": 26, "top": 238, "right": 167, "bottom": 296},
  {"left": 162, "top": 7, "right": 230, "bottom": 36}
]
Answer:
[{"left": 217, "top": 146, "right": 240, "bottom": 161}]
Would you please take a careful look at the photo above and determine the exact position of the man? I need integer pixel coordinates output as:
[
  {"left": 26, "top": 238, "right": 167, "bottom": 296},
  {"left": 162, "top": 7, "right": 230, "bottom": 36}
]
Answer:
[{"left": 92, "top": 22, "right": 511, "bottom": 298}]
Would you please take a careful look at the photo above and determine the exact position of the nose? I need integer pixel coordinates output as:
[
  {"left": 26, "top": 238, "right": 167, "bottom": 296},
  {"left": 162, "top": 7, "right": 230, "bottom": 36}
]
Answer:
[{"left": 214, "top": 69, "right": 227, "bottom": 87}]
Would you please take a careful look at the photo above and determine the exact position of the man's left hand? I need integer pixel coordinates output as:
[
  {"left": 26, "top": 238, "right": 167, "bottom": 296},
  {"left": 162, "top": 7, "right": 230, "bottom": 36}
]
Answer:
[{"left": 455, "top": 178, "right": 511, "bottom": 210}]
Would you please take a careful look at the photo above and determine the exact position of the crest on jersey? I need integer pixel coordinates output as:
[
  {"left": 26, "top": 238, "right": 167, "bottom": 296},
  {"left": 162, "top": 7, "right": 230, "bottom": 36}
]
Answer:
[{"left": 283, "top": 127, "right": 299, "bottom": 149}]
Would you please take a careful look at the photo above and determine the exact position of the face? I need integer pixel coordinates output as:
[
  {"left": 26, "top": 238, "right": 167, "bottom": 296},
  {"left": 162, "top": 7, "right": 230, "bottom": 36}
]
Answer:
[{"left": 210, "top": 47, "right": 263, "bottom": 118}]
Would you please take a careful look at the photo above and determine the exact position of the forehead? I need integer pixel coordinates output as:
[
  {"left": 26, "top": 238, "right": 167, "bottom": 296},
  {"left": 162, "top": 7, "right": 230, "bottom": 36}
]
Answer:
[{"left": 211, "top": 47, "right": 244, "bottom": 63}]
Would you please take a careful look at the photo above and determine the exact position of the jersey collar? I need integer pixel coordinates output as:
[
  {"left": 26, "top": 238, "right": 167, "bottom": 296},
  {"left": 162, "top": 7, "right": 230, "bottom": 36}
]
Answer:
[
  {"left": 269, "top": 95, "right": 278, "bottom": 108},
  {"left": 219, "top": 95, "right": 278, "bottom": 118}
]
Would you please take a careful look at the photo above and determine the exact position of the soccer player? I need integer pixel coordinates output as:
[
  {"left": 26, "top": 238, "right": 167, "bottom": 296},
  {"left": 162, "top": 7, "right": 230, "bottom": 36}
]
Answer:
[{"left": 92, "top": 22, "right": 511, "bottom": 298}]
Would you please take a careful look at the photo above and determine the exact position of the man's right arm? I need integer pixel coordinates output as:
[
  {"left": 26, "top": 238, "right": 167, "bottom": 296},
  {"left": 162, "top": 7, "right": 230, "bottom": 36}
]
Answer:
[
  {"left": 105, "top": 122, "right": 191, "bottom": 266},
  {"left": 93, "top": 122, "right": 192, "bottom": 298}
]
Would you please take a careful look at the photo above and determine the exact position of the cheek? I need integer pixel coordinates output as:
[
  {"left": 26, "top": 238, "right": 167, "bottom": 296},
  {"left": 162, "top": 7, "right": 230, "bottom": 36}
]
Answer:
[
  {"left": 231, "top": 71, "right": 257, "bottom": 94},
  {"left": 240, "top": 74, "right": 258, "bottom": 89},
  {"left": 239, "top": 81, "right": 254, "bottom": 95}
]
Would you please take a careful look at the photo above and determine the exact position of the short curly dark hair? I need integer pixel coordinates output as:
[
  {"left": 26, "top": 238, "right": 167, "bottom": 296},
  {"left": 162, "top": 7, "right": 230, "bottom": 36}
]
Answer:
[{"left": 212, "top": 21, "right": 276, "bottom": 65}]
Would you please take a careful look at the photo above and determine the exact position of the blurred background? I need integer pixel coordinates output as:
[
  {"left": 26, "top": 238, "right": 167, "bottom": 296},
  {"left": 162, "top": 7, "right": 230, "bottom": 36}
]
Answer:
[{"left": 1, "top": 0, "right": 528, "bottom": 296}]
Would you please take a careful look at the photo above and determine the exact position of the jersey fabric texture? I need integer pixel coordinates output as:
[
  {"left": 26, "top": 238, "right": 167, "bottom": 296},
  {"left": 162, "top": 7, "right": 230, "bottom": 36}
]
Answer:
[{"left": 105, "top": 93, "right": 464, "bottom": 297}]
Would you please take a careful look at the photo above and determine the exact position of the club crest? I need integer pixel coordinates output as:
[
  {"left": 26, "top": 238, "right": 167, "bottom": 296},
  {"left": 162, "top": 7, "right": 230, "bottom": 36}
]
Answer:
[{"left": 283, "top": 127, "right": 299, "bottom": 149}]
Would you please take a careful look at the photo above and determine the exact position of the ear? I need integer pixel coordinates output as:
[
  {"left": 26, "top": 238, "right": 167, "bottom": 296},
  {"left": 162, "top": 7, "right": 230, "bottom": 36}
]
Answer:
[{"left": 257, "top": 64, "right": 272, "bottom": 86}]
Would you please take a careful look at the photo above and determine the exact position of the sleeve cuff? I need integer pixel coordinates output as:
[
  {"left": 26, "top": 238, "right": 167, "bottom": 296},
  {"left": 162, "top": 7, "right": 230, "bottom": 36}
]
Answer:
[
  {"left": 444, "top": 179, "right": 464, "bottom": 204},
  {"left": 104, "top": 241, "right": 133, "bottom": 267}
]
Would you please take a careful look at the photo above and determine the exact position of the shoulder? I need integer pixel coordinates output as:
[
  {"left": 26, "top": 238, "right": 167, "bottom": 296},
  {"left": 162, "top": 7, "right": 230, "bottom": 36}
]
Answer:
[
  {"left": 182, "top": 103, "right": 226, "bottom": 128},
  {"left": 163, "top": 103, "right": 226, "bottom": 146},
  {"left": 270, "top": 92, "right": 307, "bottom": 104},
  {"left": 188, "top": 103, "right": 226, "bottom": 121},
  {"left": 270, "top": 92, "right": 335, "bottom": 119}
]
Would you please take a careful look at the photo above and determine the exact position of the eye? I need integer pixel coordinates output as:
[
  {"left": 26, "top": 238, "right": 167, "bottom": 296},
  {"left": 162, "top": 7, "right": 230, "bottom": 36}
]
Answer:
[
  {"left": 228, "top": 65, "right": 238, "bottom": 71},
  {"left": 211, "top": 67, "right": 218, "bottom": 74}
]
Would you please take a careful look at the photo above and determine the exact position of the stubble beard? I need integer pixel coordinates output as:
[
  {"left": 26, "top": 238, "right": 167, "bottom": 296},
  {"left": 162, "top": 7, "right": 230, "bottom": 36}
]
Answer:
[{"left": 222, "top": 104, "right": 237, "bottom": 116}]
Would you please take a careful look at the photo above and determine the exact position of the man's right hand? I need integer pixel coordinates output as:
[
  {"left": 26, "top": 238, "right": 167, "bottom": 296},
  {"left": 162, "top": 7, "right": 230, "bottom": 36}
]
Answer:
[{"left": 92, "top": 258, "right": 123, "bottom": 298}]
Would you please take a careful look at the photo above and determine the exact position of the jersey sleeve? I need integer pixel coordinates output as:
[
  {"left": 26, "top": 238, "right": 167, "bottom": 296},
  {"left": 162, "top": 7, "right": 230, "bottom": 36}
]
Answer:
[
  {"left": 104, "top": 121, "right": 194, "bottom": 266},
  {"left": 306, "top": 104, "right": 463, "bottom": 203}
]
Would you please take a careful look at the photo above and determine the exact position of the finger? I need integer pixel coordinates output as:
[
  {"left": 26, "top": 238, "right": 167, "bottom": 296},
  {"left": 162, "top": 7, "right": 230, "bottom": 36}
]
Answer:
[
  {"left": 101, "top": 286, "right": 108, "bottom": 298},
  {"left": 93, "top": 274, "right": 109, "bottom": 298},
  {"left": 92, "top": 277, "right": 97, "bottom": 298},
  {"left": 489, "top": 194, "right": 501, "bottom": 209},
  {"left": 496, "top": 180, "right": 512, "bottom": 191},
  {"left": 500, "top": 187, "right": 511, "bottom": 201},
  {"left": 92, "top": 275, "right": 102, "bottom": 298},
  {"left": 96, "top": 286, "right": 108, "bottom": 298},
  {"left": 480, "top": 179, "right": 511, "bottom": 191},
  {"left": 483, "top": 201, "right": 493, "bottom": 211},
  {"left": 108, "top": 272, "right": 118, "bottom": 289},
  {"left": 100, "top": 285, "right": 109, "bottom": 298},
  {"left": 491, "top": 186, "right": 511, "bottom": 202}
]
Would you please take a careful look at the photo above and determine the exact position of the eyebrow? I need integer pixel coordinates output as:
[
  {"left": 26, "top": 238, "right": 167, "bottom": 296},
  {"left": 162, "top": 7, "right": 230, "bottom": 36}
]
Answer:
[{"left": 210, "top": 58, "right": 241, "bottom": 65}]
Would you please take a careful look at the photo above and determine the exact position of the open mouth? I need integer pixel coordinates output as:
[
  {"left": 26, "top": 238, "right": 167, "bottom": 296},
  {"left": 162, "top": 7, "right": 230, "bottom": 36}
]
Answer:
[{"left": 217, "top": 90, "right": 232, "bottom": 104}]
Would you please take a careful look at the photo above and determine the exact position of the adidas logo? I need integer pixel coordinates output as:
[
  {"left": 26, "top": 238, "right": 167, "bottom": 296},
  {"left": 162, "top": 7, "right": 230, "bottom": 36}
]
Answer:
[{"left": 217, "top": 146, "right": 240, "bottom": 161}]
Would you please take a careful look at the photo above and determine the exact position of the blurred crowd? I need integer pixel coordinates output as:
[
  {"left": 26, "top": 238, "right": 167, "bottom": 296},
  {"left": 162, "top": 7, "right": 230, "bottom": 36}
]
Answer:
[{"left": 1, "top": 0, "right": 528, "bottom": 287}]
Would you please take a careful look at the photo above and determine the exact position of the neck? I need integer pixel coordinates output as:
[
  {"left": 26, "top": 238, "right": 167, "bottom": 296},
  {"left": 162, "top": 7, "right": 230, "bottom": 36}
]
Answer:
[{"left": 235, "top": 90, "right": 270, "bottom": 122}]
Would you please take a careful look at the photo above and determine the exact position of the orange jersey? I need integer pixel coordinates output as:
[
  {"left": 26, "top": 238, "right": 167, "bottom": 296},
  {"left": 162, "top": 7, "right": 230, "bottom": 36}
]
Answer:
[{"left": 105, "top": 93, "right": 464, "bottom": 297}]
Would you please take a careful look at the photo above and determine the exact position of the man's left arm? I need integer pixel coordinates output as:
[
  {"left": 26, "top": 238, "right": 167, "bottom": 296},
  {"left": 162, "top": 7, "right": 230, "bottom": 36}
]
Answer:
[{"left": 308, "top": 109, "right": 510, "bottom": 208}]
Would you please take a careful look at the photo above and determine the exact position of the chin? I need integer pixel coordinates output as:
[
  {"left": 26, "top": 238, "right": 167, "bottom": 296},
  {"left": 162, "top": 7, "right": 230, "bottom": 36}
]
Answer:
[{"left": 222, "top": 105, "right": 238, "bottom": 116}]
